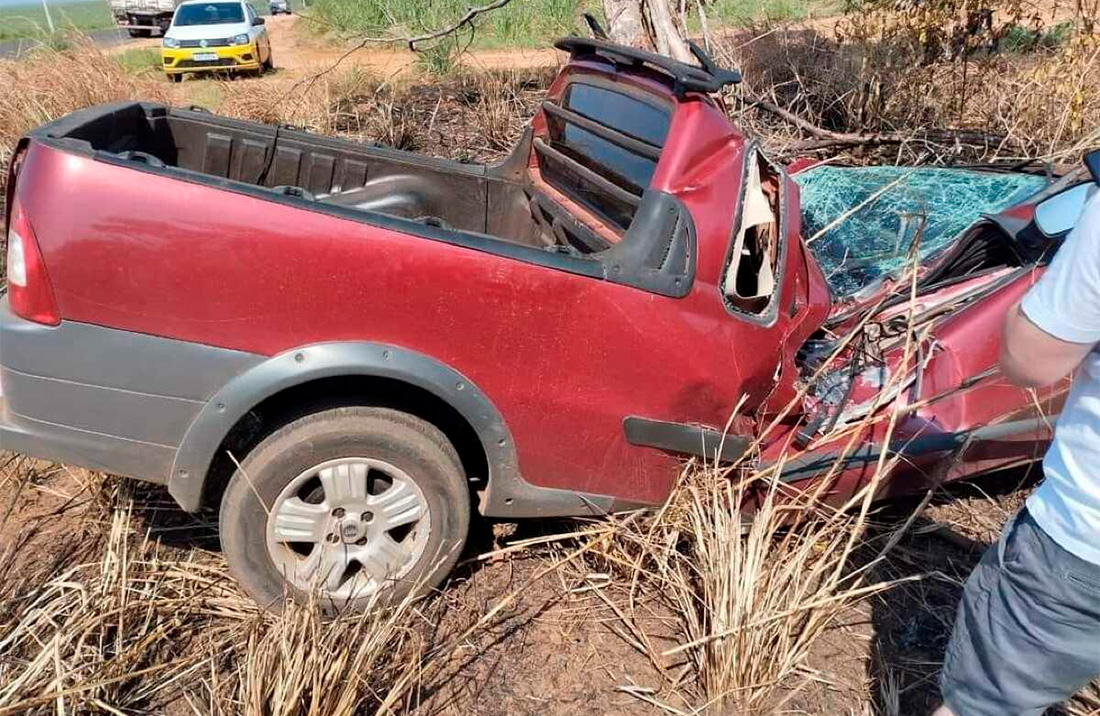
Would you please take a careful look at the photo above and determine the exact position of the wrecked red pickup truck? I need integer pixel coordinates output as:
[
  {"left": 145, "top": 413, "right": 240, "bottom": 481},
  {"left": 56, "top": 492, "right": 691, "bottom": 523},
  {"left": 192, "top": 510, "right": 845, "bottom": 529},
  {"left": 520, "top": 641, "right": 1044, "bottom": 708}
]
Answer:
[{"left": 2, "top": 37, "right": 1097, "bottom": 608}]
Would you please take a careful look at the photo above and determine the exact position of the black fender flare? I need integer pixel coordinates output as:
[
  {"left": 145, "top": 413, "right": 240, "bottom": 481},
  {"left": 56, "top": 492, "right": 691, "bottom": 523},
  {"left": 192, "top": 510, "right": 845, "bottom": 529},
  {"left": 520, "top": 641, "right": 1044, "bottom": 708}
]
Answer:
[{"left": 168, "top": 342, "right": 623, "bottom": 517}]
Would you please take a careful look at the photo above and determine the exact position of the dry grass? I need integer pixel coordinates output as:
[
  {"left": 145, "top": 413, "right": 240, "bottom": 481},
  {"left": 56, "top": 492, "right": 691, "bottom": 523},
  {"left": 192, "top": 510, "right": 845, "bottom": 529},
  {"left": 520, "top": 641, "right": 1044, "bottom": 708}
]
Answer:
[
  {"left": 0, "top": 488, "right": 251, "bottom": 714},
  {"left": 0, "top": 39, "right": 169, "bottom": 170},
  {"left": 0, "top": 469, "right": 433, "bottom": 716},
  {"left": 587, "top": 439, "right": 927, "bottom": 713},
  {"left": 217, "top": 66, "right": 551, "bottom": 161},
  {"left": 234, "top": 591, "right": 426, "bottom": 716},
  {"left": 720, "top": 6, "right": 1100, "bottom": 164}
]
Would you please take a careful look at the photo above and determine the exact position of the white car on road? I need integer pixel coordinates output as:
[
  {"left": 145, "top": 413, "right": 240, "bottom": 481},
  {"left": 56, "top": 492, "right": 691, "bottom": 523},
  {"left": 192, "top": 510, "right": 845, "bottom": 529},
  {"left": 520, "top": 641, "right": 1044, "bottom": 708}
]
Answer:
[{"left": 161, "top": 0, "right": 273, "bottom": 82}]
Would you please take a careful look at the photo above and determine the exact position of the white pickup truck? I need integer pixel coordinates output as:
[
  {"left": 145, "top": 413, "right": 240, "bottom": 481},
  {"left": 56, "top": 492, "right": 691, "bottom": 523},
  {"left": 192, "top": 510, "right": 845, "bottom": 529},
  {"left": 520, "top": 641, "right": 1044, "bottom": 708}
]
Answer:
[{"left": 109, "top": 0, "right": 181, "bottom": 37}]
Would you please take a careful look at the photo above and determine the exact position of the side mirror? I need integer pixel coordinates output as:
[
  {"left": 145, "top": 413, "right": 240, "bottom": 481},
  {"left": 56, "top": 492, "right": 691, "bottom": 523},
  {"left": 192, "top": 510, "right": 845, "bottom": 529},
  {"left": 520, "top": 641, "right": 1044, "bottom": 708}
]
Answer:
[
  {"left": 252, "top": 16, "right": 264, "bottom": 25},
  {"left": 1034, "top": 182, "right": 1095, "bottom": 237},
  {"left": 1086, "top": 149, "right": 1099, "bottom": 186}
]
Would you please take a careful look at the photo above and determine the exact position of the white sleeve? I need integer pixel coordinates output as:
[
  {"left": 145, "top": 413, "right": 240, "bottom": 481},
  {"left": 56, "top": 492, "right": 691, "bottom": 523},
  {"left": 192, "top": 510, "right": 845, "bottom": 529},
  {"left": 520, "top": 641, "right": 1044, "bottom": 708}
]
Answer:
[{"left": 1020, "top": 192, "right": 1100, "bottom": 344}]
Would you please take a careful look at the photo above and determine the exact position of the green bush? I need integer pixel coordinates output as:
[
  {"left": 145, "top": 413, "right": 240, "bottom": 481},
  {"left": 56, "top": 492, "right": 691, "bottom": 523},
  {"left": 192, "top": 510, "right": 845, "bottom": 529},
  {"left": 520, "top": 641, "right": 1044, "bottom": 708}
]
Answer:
[
  {"left": 999, "top": 21, "right": 1073, "bottom": 53},
  {"left": 306, "top": 0, "right": 585, "bottom": 48},
  {"left": 415, "top": 37, "right": 461, "bottom": 75},
  {"left": 114, "top": 47, "right": 162, "bottom": 75}
]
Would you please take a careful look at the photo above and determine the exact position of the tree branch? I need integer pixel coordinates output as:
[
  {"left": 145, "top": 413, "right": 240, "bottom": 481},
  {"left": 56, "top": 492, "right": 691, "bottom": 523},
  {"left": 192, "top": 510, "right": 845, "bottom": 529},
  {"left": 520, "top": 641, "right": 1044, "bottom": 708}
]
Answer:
[
  {"left": 296, "top": 0, "right": 515, "bottom": 50},
  {"left": 748, "top": 96, "right": 1009, "bottom": 152},
  {"left": 403, "top": 0, "right": 515, "bottom": 49},
  {"left": 267, "top": 0, "right": 516, "bottom": 117}
]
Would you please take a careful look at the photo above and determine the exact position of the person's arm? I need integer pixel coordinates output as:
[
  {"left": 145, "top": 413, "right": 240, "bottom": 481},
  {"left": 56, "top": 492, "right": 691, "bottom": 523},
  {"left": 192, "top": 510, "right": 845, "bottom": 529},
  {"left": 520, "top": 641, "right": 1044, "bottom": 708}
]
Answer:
[
  {"left": 1000, "top": 193, "right": 1100, "bottom": 388},
  {"left": 1000, "top": 301, "right": 1094, "bottom": 387}
]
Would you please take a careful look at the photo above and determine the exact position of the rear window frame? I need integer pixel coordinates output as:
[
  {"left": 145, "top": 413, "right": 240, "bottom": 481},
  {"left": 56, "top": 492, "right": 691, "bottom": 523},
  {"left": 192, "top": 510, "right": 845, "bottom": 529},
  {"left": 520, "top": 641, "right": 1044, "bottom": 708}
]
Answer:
[{"left": 539, "top": 77, "right": 673, "bottom": 234}]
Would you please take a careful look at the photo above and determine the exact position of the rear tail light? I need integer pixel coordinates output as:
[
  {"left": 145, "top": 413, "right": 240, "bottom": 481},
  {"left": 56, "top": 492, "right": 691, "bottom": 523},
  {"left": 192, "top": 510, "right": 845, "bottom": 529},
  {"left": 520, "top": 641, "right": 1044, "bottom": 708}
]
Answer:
[{"left": 6, "top": 203, "right": 60, "bottom": 326}]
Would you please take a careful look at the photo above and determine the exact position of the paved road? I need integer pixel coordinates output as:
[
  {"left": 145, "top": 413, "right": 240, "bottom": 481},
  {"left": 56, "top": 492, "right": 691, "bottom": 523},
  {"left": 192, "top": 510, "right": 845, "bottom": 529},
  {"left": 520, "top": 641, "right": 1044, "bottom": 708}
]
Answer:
[{"left": 0, "top": 26, "right": 144, "bottom": 59}]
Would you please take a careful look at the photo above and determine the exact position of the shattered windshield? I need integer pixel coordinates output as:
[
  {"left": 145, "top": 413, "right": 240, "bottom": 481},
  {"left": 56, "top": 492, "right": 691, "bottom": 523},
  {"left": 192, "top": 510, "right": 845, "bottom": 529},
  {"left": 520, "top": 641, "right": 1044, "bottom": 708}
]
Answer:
[{"left": 793, "top": 166, "right": 1047, "bottom": 298}]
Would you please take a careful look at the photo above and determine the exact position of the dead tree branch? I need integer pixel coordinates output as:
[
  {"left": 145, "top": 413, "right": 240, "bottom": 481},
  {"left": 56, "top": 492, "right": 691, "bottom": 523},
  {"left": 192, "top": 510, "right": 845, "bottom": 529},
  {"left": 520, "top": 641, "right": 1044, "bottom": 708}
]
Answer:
[
  {"left": 297, "top": 0, "right": 515, "bottom": 50},
  {"left": 268, "top": 0, "right": 516, "bottom": 116},
  {"left": 401, "top": 0, "right": 515, "bottom": 49},
  {"left": 748, "top": 96, "right": 1009, "bottom": 152}
]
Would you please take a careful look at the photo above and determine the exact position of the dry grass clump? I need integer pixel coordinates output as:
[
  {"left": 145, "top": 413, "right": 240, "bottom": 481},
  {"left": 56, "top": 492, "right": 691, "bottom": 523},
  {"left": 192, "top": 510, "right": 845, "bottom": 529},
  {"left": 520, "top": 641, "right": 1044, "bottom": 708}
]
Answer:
[
  {"left": 232, "top": 590, "right": 426, "bottom": 716},
  {"left": 0, "top": 493, "right": 253, "bottom": 715},
  {"left": 215, "top": 67, "right": 378, "bottom": 136},
  {"left": 0, "top": 40, "right": 168, "bottom": 169},
  {"left": 0, "top": 465, "right": 432, "bottom": 716},
  {"left": 592, "top": 455, "right": 916, "bottom": 713}
]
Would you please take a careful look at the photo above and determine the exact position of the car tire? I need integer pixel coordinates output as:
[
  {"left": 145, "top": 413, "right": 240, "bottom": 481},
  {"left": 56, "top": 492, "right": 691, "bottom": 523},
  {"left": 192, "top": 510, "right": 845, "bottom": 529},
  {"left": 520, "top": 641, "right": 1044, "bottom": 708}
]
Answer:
[
  {"left": 262, "top": 50, "right": 273, "bottom": 71},
  {"left": 168, "top": 73, "right": 182, "bottom": 83},
  {"left": 128, "top": 28, "right": 148, "bottom": 37},
  {"left": 219, "top": 407, "right": 470, "bottom": 612}
]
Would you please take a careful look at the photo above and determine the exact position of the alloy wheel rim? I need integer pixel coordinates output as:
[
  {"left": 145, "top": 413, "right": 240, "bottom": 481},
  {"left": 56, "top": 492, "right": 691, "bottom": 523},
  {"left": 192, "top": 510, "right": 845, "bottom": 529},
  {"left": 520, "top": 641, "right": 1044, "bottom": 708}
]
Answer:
[{"left": 265, "top": 457, "right": 431, "bottom": 599}]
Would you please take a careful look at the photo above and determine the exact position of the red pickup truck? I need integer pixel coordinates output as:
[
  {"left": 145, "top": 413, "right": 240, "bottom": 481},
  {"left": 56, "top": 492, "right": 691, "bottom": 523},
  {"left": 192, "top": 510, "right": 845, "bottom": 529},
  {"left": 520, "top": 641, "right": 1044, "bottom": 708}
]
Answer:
[{"left": 2, "top": 37, "right": 1096, "bottom": 609}]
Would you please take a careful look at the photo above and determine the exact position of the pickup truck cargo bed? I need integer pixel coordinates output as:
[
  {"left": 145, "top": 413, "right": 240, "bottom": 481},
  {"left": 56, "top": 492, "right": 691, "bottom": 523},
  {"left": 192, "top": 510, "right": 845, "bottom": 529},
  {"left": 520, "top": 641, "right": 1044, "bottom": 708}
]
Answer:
[{"left": 53, "top": 102, "right": 542, "bottom": 243}]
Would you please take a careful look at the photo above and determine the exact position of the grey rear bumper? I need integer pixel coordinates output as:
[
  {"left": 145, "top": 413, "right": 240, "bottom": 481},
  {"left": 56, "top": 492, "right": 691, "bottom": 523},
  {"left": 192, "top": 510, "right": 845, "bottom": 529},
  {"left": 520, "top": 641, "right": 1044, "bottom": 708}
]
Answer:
[
  {"left": 0, "top": 394, "right": 177, "bottom": 482},
  {"left": 0, "top": 300, "right": 262, "bottom": 488}
]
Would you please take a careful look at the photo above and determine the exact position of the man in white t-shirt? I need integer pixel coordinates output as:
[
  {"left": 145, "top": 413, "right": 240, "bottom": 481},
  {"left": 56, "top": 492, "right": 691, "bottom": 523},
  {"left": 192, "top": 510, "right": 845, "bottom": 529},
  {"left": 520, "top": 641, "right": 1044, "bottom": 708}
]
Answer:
[{"left": 935, "top": 191, "right": 1100, "bottom": 716}]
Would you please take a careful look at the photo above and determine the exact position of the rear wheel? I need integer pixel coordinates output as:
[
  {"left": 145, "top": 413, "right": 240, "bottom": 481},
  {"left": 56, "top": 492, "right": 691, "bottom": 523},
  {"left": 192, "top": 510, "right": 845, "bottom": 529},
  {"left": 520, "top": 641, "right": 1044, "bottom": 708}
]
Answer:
[
  {"left": 167, "top": 73, "right": 182, "bottom": 83},
  {"left": 219, "top": 407, "right": 470, "bottom": 612},
  {"left": 127, "top": 27, "right": 149, "bottom": 37}
]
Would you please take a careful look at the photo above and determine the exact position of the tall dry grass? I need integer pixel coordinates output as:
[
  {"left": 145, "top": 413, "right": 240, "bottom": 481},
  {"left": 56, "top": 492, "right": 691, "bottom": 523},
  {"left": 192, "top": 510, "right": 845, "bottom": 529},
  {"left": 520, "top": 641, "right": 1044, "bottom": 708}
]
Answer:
[
  {"left": 584, "top": 258, "right": 940, "bottom": 713},
  {"left": 217, "top": 65, "right": 552, "bottom": 161},
  {"left": 721, "top": 4, "right": 1100, "bottom": 163},
  {"left": 0, "top": 492, "right": 249, "bottom": 714},
  {"left": 591, "top": 454, "right": 924, "bottom": 713},
  {"left": 235, "top": 591, "right": 426, "bottom": 716},
  {"left": 0, "top": 470, "right": 432, "bottom": 716},
  {"left": 0, "top": 39, "right": 168, "bottom": 170}
]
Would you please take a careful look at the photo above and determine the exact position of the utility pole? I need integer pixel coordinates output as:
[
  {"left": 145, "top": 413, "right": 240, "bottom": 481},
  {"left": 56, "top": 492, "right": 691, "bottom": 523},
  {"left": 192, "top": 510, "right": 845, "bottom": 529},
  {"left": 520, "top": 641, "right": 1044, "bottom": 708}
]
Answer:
[{"left": 40, "top": 0, "right": 56, "bottom": 33}]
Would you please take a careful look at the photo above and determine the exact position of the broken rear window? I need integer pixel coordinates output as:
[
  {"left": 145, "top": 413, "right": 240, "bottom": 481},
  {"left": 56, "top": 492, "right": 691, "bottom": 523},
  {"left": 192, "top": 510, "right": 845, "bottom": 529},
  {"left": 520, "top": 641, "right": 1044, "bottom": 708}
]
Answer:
[{"left": 794, "top": 166, "right": 1046, "bottom": 298}]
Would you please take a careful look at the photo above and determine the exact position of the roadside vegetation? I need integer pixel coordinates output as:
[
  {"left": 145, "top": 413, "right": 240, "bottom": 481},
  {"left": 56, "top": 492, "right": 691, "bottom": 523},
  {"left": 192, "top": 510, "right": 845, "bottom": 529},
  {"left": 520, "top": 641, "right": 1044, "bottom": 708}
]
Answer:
[
  {"left": 1, "top": 1, "right": 1099, "bottom": 713},
  {"left": 298, "top": 0, "right": 830, "bottom": 50},
  {"left": 304, "top": 0, "right": 584, "bottom": 48},
  {"left": 0, "top": 0, "right": 115, "bottom": 42},
  {"left": 722, "top": 0, "right": 1099, "bottom": 164},
  {"left": 112, "top": 46, "right": 162, "bottom": 75}
]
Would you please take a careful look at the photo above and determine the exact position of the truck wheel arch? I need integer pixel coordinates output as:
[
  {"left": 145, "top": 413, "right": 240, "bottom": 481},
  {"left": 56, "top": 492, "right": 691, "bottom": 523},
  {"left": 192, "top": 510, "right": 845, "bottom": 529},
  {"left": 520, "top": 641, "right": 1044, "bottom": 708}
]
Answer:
[
  {"left": 170, "top": 342, "right": 638, "bottom": 518},
  {"left": 168, "top": 342, "right": 517, "bottom": 513}
]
